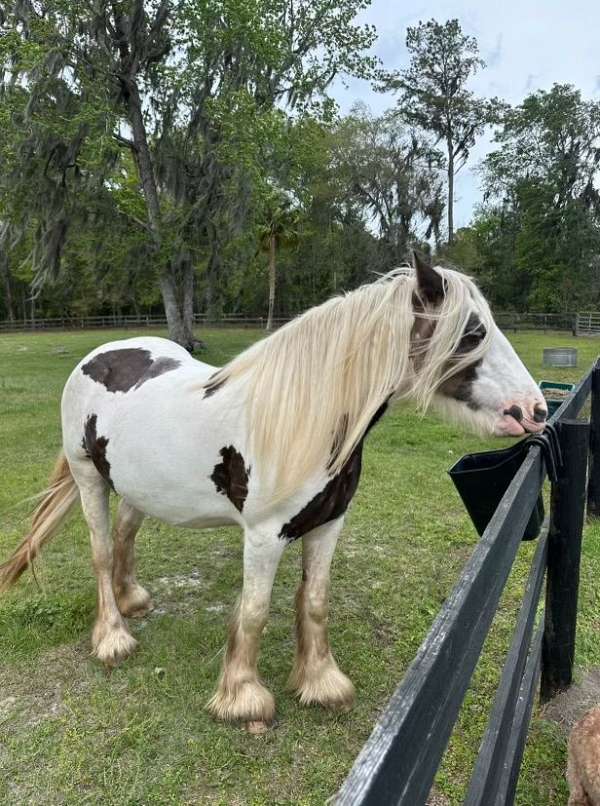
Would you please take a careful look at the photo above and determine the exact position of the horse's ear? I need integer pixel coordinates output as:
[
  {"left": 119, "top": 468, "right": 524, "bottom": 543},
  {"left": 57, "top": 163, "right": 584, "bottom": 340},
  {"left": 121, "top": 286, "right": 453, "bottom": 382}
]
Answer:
[{"left": 412, "top": 250, "right": 445, "bottom": 304}]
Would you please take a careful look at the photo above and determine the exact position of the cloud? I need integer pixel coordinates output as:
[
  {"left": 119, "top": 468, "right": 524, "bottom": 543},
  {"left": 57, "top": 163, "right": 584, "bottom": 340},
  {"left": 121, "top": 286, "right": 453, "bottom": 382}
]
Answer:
[{"left": 331, "top": 0, "right": 600, "bottom": 227}]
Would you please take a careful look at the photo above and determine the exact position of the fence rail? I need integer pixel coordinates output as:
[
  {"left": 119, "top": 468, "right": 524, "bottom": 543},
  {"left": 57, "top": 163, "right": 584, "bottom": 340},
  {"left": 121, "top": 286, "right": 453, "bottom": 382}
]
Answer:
[
  {"left": 495, "top": 312, "right": 576, "bottom": 332},
  {"left": 336, "top": 359, "right": 600, "bottom": 806},
  {"left": 0, "top": 310, "right": 590, "bottom": 333},
  {"left": 576, "top": 312, "right": 600, "bottom": 336},
  {"left": 0, "top": 313, "right": 294, "bottom": 332}
]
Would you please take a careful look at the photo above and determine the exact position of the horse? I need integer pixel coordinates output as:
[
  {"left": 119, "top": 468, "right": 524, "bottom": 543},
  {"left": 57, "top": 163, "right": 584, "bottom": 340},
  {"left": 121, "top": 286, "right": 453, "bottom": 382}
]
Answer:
[{"left": 0, "top": 254, "right": 547, "bottom": 733}]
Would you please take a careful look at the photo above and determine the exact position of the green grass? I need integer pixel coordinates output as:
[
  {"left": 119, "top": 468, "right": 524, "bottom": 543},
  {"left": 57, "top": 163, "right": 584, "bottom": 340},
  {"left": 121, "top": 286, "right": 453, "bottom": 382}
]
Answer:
[{"left": 0, "top": 327, "right": 599, "bottom": 805}]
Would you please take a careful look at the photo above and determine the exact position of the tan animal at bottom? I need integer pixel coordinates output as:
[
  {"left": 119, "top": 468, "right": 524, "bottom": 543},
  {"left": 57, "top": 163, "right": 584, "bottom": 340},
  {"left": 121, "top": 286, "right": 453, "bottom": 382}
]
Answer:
[{"left": 568, "top": 707, "right": 600, "bottom": 805}]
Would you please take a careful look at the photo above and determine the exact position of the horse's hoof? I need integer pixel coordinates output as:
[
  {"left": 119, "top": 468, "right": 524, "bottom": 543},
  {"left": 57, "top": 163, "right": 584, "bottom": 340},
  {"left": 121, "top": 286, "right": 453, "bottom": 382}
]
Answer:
[
  {"left": 206, "top": 678, "right": 275, "bottom": 725},
  {"left": 289, "top": 657, "right": 355, "bottom": 711},
  {"left": 246, "top": 720, "right": 269, "bottom": 735},
  {"left": 116, "top": 585, "right": 153, "bottom": 618},
  {"left": 123, "top": 599, "right": 154, "bottom": 619},
  {"left": 93, "top": 625, "right": 137, "bottom": 667}
]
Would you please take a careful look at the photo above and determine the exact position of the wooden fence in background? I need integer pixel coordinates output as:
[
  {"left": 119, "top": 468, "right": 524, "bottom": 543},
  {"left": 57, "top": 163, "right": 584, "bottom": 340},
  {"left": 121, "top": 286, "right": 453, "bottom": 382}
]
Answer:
[
  {"left": 576, "top": 312, "right": 600, "bottom": 336},
  {"left": 335, "top": 359, "right": 600, "bottom": 805},
  {"left": 0, "top": 313, "right": 291, "bottom": 332},
  {"left": 0, "top": 310, "right": 588, "bottom": 334}
]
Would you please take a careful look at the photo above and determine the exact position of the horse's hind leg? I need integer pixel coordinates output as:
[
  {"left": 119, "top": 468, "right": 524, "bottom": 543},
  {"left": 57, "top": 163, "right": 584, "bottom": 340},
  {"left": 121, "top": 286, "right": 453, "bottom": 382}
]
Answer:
[
  {"left": 112, "top": 500, "right": 152, "bottom": 618},
  {"left": 288, "top": 517, "right": 355, "bottom": 710},
  {"left": 76, "top": 470, "right": 137, "bottom": 666}
]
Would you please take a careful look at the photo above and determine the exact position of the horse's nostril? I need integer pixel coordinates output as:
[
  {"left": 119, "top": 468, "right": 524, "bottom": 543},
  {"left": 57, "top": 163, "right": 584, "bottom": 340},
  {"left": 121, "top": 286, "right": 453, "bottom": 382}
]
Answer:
[
  {"left": 533, "top": 406, "right": 547, "bottom": 423},
  {"left": 503, "top": 405, "right": 523, "bottom": 422}
]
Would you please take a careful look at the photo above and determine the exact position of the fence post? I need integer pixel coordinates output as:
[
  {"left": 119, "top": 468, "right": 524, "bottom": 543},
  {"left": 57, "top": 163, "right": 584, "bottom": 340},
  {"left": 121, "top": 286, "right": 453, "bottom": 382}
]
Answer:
[
  {"left": 587, "top": 359, "right": 600, "bottom": 518},
  {"left": 541, "top": 419, "right": 589, "bottom": 702}
]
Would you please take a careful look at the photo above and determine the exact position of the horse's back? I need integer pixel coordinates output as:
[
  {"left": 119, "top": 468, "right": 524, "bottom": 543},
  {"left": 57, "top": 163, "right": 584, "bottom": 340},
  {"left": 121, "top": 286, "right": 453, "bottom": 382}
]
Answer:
[
  {"left": 63, "top": 336, "right": 213, "bottom": 416},
  {"left": 69, "top": 335, "right": 211, "bottom": 382}
]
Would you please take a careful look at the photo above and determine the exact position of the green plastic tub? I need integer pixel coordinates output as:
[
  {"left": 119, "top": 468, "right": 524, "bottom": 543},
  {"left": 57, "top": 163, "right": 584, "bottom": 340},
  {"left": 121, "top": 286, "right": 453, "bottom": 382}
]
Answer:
[{"left": 539, "top": 380, "right": 575, "bottom": 416}]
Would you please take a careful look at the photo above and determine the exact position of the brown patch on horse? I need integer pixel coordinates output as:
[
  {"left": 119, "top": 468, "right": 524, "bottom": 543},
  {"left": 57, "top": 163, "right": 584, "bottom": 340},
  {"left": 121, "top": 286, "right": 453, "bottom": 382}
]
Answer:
[
  {"left": 203, "top": 372, "right": 227, "bottom": 398},
  {"left": 411, "top": 302, "right": 486, "bottom": 409},
  {"left": 83, "top": 415, "right": 114, "bottom": 490},
  {"left": 82, "top": 348, "right": 180, "bottom": 393},
  {"left": 280, "top": 451, "right": 363, "bottom": 541},
  {"left": 437, "top": 363, "right": 480, "bottom": 407},
  {"left": 281, "top": 401, "right": 389, "bottom": 541},
  {"left": 437, "top": 313, "right": 486, "bottom": 409},
  {"left": 410, "top": 296, "right": 437, "bottom": 369},
  {"left": 412, "top": 250, "right": 446, "bottom": 304},
  {"left": 135, "top": 356, "right": 181, "bottom": 388},
  {"left": 210, "top": 446, "right": 250, "bottom": 512}
]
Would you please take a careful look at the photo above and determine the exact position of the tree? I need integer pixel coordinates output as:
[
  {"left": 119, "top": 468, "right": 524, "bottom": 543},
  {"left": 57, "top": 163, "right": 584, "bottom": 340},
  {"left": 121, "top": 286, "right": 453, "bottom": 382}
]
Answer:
[
  {"left": 258, "top": 192, "right": 300, "bottom": 330},
  {"left": 333, "top": 105, "right": 445, "bottom": 263},
  {"left": 481, "top": 84, "right": 600, "bottom": 311},
  {"left": 0, "top": 0, "right": 378, "bottom": 347},
  {"left": 387, "top": 19, "right": 499, "bottom": 244}
]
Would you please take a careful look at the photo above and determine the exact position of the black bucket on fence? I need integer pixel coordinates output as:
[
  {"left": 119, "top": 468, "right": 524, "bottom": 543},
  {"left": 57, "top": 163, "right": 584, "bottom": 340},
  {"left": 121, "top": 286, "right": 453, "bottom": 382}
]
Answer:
[{"left": 448, "top": 440, "right": 545, "bottom": 541}]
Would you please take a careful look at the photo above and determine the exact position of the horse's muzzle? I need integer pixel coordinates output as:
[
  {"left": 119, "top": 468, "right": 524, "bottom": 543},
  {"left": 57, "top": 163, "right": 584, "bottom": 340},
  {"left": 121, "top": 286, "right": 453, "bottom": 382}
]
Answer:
[{"left": 497, "top": 402, "right": 547, "bottom": 436}]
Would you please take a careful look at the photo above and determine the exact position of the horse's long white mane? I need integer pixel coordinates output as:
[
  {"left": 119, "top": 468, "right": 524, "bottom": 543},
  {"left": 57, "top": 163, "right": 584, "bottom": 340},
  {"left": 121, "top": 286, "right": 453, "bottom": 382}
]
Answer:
[{"left": 207, "top": 266, "right": 494, "bottom": 498}]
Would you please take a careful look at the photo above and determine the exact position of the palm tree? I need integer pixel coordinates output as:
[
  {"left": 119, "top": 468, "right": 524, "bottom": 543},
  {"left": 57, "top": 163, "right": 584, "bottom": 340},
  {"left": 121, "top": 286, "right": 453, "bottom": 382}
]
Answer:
[{"left": 258, "top": 193, "right": 300, "bottom": 330}]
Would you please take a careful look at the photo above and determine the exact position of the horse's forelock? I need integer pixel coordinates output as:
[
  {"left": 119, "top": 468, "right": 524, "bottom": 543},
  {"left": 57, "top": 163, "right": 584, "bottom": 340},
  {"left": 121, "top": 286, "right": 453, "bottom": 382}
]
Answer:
[{"left": 406, "top": 267, "right": 495, "bottom": 415}]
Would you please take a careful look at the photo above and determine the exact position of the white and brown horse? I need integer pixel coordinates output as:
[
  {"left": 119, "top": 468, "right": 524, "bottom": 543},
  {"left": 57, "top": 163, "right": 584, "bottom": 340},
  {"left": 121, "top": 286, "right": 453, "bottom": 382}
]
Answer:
[{"left": 0, "top": 256, "right": 547, "bottom": 732}]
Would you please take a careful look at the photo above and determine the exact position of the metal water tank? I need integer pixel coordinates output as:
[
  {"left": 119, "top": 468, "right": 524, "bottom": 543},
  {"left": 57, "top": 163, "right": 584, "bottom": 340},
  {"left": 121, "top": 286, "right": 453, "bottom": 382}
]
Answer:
[{"left": 542, "top": 348, "right": 578, "bottom": 367}]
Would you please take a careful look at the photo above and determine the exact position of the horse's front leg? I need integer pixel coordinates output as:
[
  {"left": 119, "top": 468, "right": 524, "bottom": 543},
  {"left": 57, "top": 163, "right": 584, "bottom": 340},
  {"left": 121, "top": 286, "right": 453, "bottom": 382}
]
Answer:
[
  {"left": 288, "top": 517, "right": 355, "bottom": 710},
  {"left": 207, "top": 527, "right": 285, "bottom": 733}
]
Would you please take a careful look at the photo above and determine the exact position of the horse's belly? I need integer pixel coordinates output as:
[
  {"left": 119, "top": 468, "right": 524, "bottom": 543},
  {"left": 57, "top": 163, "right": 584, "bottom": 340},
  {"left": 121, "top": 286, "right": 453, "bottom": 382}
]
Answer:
[
  {"left": 104, "top": 407, "right": 244, "bottom": 527},
  {"left": 117, "top": 484, "right": 239, "bottom": 529},
  {"left": 97, "top": 439, "right": 244, "bottom": 527}
]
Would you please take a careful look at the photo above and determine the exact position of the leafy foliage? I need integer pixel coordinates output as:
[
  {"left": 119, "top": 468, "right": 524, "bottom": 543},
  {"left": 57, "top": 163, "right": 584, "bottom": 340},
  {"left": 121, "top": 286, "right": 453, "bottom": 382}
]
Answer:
[
  {"left": 0, "top": 0, "right": 379, "bottom": 341},
  {"left": 1, "top": 10, "right": 598, "bottom": 325},
  {"left": 478, "top": 85, "right": 600, "bottom": 311},
  {"left": 387, "top": 19, "right": 500, "bottom": 244}
]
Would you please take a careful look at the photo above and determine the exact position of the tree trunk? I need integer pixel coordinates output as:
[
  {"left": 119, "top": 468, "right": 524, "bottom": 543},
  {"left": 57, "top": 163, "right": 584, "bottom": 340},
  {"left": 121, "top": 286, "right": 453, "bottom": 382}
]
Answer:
[
  {"left": 447, "top": 144, "right": 455, "bottom": 245},
  {"left": 112, "top": 8, "right": 197, "bottom": 349},
  {"left": 204, "top": 220, "right": 223, "bottom": 321},
  {"left": 0, "top": 252, "right": 15, "bottom": 321},
  {"left": 182, "top": 262, "right": 204, "bottom": 350},
  {"left": 182, "top": 262, "right": 195, "bottom": 336},
  {"left": 127, "top": 84, "right": 196, "bottom": 346},
  {"left": 266, "top": 234, "right": 276, "bottom": 331},
  {"left": 158, "top": 273, "right": 199, "bottom": 352}
]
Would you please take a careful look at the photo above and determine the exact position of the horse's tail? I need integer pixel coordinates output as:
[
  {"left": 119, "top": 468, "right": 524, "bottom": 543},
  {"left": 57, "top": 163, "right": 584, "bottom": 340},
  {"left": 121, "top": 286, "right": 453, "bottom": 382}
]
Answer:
[{"left": 0, "top": 451, "right": 79, "bottom": 593}]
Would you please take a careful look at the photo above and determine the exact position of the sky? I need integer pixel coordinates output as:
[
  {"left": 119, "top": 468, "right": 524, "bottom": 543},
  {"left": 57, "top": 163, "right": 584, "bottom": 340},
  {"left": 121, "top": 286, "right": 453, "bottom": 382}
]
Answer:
[{"left": 331, "top": 0, "right": 600, "bottom": 228}]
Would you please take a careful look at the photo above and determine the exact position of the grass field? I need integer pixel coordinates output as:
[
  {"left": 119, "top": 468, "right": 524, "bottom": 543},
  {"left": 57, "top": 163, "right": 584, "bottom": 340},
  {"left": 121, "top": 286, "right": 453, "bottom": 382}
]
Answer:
[{"left": 0, "top": 327, "right": 599, "bottom": 805}]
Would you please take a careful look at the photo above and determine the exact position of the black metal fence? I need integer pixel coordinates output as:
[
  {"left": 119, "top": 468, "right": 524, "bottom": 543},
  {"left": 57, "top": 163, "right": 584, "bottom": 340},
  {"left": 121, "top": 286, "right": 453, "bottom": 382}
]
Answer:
[{"left": 335, "top": 359, "right": 600, "bottom": 806}]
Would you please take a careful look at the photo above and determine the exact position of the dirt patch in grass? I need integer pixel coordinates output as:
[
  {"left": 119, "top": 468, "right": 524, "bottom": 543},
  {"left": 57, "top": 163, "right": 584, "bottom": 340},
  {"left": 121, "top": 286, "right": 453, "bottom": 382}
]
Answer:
[
  {"left": 142, "top": 568, "right": 230, "bottom": 619},
  {"left": 0, "top": 643, "right": 90, "bottom": 735},
  {"left": 541, "top": 667, "right": 600, "bottom": 734}
]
